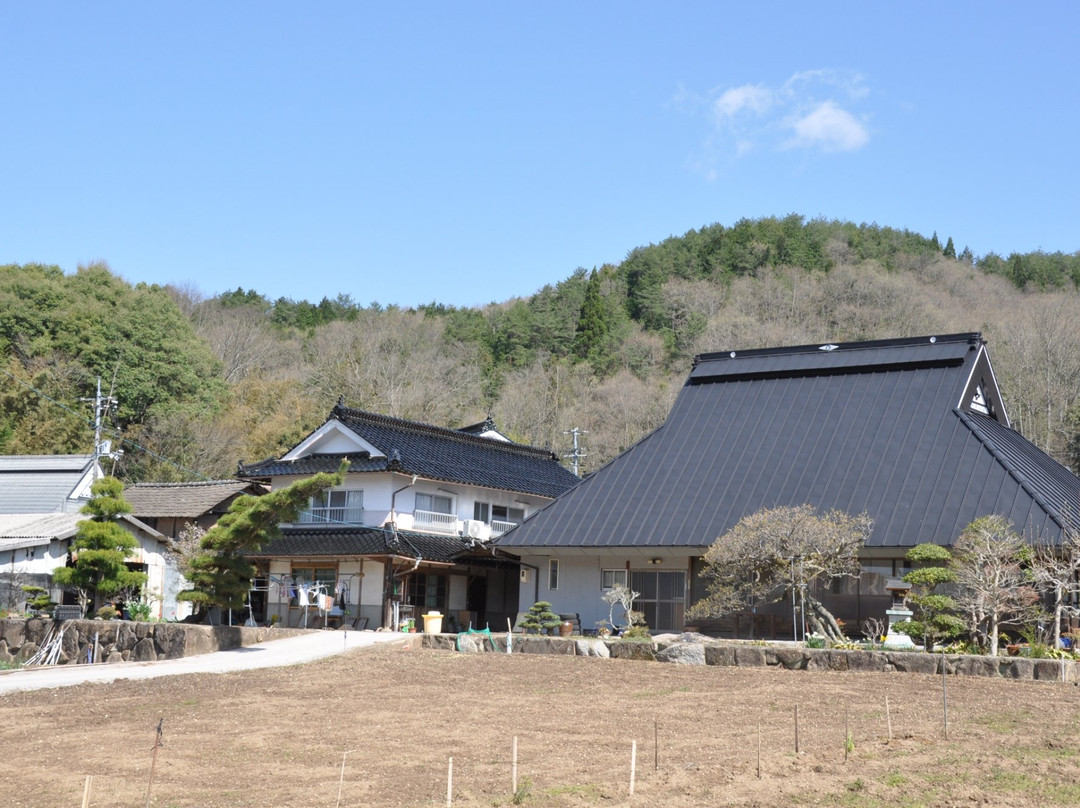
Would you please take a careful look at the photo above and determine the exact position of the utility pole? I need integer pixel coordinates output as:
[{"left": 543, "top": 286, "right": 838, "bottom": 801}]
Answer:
[
  {"left": 562, "top": 427, "right": 588, "bottom": 477},
  {"left": 80, "top": 377, "right": 122, "bottom": 467}
]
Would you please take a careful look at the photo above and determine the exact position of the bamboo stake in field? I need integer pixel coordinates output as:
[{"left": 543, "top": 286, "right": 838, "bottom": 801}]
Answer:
[
  {"left": 756, "top": 718, "right": 762, "bottom": 779},
  {"left": 512, "top": 736, "right": 518, "bottom": 793},
  {"left": 941, "top": 649, "right": 949, "bottom": 740},
  {"left": 81, "top": 775, "right": 93, "bottom": 808},
  {"left": 145, "top": 718, "right": 164, "bottom": 808},
  {"left": 794, "top": 704, "right": 800, "bottom": 754},
  {"left": 629, "top": 740, "right": 637, "bottom": 796},
  {"left": 446, "top": 757, "right": 453, "bottom": 807},
  {"left": 336, "top": 749, "right": 358, "bottom": 808},
  {"left": 886, "top": 695, "right": 892, "bottom": 742},
  {"left": 654, "top": 715, "right": 658, "bottom": 771},
  {"left": 844, "top": 706, "right": 851, "bottom": 762}
]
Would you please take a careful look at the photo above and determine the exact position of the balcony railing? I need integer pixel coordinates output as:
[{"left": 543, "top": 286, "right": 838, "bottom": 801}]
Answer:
[
  {"left": 299, "top": 507, "right": 365, "bottom": 525},
  {"left": 490, "top": 519, "right": 519, "bottom": 536},
  {"left": 413, "top": 509, "right": 459, "bottom": 534}
]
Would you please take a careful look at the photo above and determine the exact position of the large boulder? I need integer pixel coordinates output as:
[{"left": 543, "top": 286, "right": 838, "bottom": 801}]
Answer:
[
  {"left": 773, "top": 647, "right": 809, "bottom": 670},
  {"left": 2, "top": 619, "right": 26, "bottom": 648},
  {"left": 704, "top": 645, "right": 736, "bottom": 666},
  {"left": 734, "top": 646, "right": 768, "bottom": 667},
  {"left": 516, "top": 637, "right": 575, "bottom": 655},
  {"left": 656, "top": 643, "right": 705, "bottom": 666},
  {"left": 153, "top": 624, "right": 188, "bottom": 659},
  {"left": 998, "top": 657, "right": 1035, "bottom": 679},
  {"left": 1033, "top": 659, "right": 1065, "bottom": 682},
  {"left": 131, "top": 637, "right": 158, "bottom": 662},
  {"left": 952, "top": 655, "right": 997, "bottom": 677},
  {"left": 575, "top": 639, "right": 611, "bottom": 658},
  {"left": 888, "top": 651, "right": 939, "bottom": 675},
  {"left": 609, "top": 642, "right": 656, "bottom": 661}
]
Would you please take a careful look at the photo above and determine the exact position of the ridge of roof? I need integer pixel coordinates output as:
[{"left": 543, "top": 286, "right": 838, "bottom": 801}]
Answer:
[
  {"left": 693, "top": 332, "right": 983, "bottom": 365},
  {"left": 331, "top": 404, "right": 560, "bottom": 460},
  {"left": 128, "top": 479, "right": 250, "bottom": 489}
]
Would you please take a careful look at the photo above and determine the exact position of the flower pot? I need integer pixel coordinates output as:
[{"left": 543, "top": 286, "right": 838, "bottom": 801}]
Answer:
[{"left": 559, "top": 621, "right": 573, "bottom": 637}]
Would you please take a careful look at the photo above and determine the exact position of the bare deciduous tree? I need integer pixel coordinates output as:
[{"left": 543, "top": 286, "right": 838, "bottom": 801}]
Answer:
[
  {"left": 1032, "top": 526, "right": 1080, "bottom": 649},
  {"left": 952, "top": 515, "right": 1039, "bottom": 656}
]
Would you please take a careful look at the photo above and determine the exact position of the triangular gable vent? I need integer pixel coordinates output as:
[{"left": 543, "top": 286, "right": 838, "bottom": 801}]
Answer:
[
  {"left": 282, "top": 419, "right": 384, "bottom": 461},
  {"left": 970, "top": 385, "right": 991, "bottom": 416}
]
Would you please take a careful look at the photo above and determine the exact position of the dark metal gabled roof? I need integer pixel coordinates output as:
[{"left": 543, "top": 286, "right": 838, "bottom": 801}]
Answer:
[
  {"left": 498, "top": 333, "right": 1080, "bottom": 551},
  {"left": 239, "top": 406, "right": 580, "bottom": 499}
]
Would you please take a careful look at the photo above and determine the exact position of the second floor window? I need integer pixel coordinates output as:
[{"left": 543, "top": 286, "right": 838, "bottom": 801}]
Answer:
[
  {"left": 474, "top": 503, "right": 525, "bottom": 534},
  {"left": 301, "top": 489, "right": 363, "bottom": 524}
]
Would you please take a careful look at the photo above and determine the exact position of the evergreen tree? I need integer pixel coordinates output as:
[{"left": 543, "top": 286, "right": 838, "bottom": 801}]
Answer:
[
  {"left": 893, "top": 543, "right": 964, "bottom": 651},
  {"left": 53, "top": 477, "right": 147, "bottom": 616},
  {"left": 943, "top": 236, "right": 956, "bottom": 260},
  {"left": 573, "top": 269, "right": 613, "bottom": 368},
  {"left": 180, "top": 461, "right": 348, "bottom": 613},
  {"left": 931, "top": 231, "right": 941, "bottom": 250}
]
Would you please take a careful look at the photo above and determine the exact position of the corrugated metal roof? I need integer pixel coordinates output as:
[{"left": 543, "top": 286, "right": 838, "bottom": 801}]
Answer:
[
  {"left": 498, "top": 333, "right": 1078, "bottom": 551},
  {"left": 124, "top": 480, "right": 263, "bottom": 518},
  {"left": 240, "top": 406, "right": 580, "bottom": 499},
  {"left": 0, "top": 513, "right": 83, "bottom": 541},
  {"left": 0, "top": 454, "right": 97, "bottom": 513}
]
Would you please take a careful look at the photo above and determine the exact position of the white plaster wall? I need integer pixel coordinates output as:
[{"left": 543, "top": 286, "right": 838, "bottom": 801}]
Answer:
[{"left": 448, "top": 574, "right": 467, "bottom": 612}]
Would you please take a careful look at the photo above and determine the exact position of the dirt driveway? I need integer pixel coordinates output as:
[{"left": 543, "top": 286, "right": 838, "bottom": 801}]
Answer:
[{"left": 2, "top": 642, "right": 1079, "bottom": 807}]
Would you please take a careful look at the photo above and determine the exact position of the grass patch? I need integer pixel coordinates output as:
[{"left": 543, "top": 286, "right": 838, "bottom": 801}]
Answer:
[{"left": 883, "top": 772, "right": 908, "bottom": 788}]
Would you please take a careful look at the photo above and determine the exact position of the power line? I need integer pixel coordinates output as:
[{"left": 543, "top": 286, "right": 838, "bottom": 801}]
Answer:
[{"left": 0, "top": 367, "right": 213, "bottom": 481}]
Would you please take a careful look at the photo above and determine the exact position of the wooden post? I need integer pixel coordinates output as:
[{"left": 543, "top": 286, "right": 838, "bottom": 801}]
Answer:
[
  {"left": 336, "top": 749, "right": 357, "bottom": 808},
  {"left": 654, "top": 716, "right": 658, "bottom": 771},
  {"left": 81, "top": 775, "right": 93, "bottom": 808},
  {"left": 941, "top": 649, "right": 949, "bottom": 740},
  {"left": 886, "top": 695, "right": 892, "bottom": 742},
  {"left": 756, "top": 718, "right": 762, "bottom": 779},
  {"left": 446, "top": 757, "right": 453, "bottom": 807},
  {"left": 145, "top": 718, "right": 163, "bottom": 808},
  {"left": 629, "top": 740, "right": 637, "bottom": 796},
  {"left": 512, "top": 736, "right": 518, "bottom": 793},
  {"left": 794, "top": 704, "right": 800, "bottom": 754},
  {"left": 844, "top": 706, "right": 850, "bottom": 762}
]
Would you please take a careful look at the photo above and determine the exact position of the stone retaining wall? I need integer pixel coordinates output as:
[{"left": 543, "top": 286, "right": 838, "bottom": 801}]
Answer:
[
  {"left": 0, "top": 617, "right": 310, "bottom": 666},
  {"left": 420, "top": 634, "right": 1078, "bottom": 682}
]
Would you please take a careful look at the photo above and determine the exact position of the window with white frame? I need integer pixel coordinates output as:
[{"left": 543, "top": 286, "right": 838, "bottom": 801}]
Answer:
[
  {"left": 548, "top": 559, "right": 560, "bottom": 590},
  {"left": 301, "top": 489, "right": 363, "bottom": 524},
  {"left": 414, "top": 492, "right": 457, "bottom": 534},
  {"left": 474, "top": 502, "right": 525, "bottom": 534},
  {"left": 601, "top": 568, "right": 628, "bottom": 589}
]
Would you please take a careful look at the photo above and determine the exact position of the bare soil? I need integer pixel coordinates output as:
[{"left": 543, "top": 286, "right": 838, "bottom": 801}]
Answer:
[{"left": 3, "top": 642, "right": 1080, "bottom": 807}]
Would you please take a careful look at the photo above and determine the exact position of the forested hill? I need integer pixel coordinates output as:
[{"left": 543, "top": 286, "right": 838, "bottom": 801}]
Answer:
[{"left": 3, "top": 216, "right": 1080, "bottom": 483}]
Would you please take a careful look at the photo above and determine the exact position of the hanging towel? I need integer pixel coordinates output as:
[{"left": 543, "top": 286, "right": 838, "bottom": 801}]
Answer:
[
  {"left": 319, "top": 593, "right": 334, "bottom": 611},
  {"left": 297, "top": 587, "right": 310, "bottom": 607}
]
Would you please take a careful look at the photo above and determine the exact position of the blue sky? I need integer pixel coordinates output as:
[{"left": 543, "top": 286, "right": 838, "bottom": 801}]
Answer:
[{"left": 2, "top": 4, "right": 1078, "bottom": 309}]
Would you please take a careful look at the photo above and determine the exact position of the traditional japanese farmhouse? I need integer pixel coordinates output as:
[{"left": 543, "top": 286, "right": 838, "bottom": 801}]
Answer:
[
  {"left": 237, "top": 404, "right": 581, "bottom": 630},
  {"left": 496, "top": 333, "right": 1080, "bottom": 636}
]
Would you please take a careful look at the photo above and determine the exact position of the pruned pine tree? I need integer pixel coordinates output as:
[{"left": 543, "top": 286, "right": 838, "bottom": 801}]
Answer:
[
  {"left": 895, "top": 543, "right": 965, "bottom": 651},
  {"left": 53, "top": 477, "right": 146, "bottom": 616},
  {"left": 689, "top": 505, "right": 872, "bottom": 642},
  {"left": 179, "top": 461, "right": 348, "bottom": 614}
]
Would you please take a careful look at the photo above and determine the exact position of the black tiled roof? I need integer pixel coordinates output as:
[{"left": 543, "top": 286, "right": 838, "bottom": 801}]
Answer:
[
  {"left": 247, "top": 525, "right": 476, "bottom": 564},
  {"left": 498, "top": 333, "right": 1080, "bottom": 551},
  {"left": 239, "top": 407, "right": 580, "bottom": 499}
]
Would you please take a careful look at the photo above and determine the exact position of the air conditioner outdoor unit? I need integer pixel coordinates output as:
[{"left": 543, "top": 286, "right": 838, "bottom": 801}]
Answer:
[{"left": 464, "top": 520, "right": 485, "bottom": 539}]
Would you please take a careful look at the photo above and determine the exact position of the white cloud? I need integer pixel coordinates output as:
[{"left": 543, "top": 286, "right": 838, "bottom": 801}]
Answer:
[
  {"left": 685, "top": 68, "right": 871, "bottom": 170},
  {"left": 714, "top": 84, "right": 773, "bottom": 119},
  {"left": 787, "top": 101, "right": 869, "bottom": 152}
]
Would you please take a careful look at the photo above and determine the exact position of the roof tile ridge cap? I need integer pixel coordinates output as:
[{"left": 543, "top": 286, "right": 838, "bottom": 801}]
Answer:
[
  {"left": 340, "top": 405, "right": 557, "bottom": 458},
  {"left": 956, "top": 409, "right": 1069, "bottom": 527}
]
